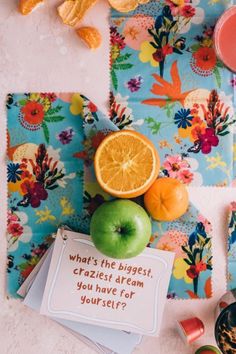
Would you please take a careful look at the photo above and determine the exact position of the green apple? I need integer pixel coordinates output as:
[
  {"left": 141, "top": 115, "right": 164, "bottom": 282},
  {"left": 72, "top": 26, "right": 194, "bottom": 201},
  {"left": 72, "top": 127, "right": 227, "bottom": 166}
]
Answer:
[{"left": 90, "top": 200, "right": 151, "bottom": 259}]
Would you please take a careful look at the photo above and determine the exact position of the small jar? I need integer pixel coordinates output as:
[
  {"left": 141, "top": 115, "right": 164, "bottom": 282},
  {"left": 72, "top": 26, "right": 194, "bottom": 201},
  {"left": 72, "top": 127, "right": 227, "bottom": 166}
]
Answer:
[
  {"left": 215, "top": 290, "right": 236, "bottom": 354},
  {"left": 195, "top": 345, "right": 221, "bottom": 354}
]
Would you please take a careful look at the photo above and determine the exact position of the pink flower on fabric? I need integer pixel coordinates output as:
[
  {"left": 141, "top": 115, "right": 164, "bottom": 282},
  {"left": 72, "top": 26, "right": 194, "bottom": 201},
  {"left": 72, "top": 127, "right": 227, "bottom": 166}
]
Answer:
[
  {"left": 180, "top": 5, "right": 196, "bottom": 18},
  {"left": 165, "top": 0, "right": 192, "bottom": 16},
  {"left": 178, "top": 169, "right": 194, "bottom": 184},
  {"left": 110, "top": 27, "right": 126, "bottom": 50},
  {"left": 7, "top": 211, "right": 18, "bottom": 224},
  {"left": 199, "top": 128, "right": 219, "bottom": 154},
  {"left": 7, "top": 223, "right": 23, "bottom": 238},
  {"left": 163, "top": 155, "right": 189, "bottom": 178}
]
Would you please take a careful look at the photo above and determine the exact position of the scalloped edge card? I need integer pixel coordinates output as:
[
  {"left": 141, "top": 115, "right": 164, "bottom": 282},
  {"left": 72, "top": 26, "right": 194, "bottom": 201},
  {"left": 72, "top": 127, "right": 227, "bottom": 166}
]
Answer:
[{"left": 40, "top": 229, "right": 174, "bottom": 336}]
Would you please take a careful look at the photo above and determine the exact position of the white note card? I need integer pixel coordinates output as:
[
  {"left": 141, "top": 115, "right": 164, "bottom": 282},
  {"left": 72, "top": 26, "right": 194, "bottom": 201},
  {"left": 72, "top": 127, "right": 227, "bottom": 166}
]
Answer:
[{"left": 40, "top": 229, "right": 174, "bottom": 336}]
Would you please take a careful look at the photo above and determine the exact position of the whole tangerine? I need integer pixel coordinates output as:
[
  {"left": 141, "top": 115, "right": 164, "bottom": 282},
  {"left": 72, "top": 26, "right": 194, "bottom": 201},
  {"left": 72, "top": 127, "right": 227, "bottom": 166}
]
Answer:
[{"left": 144, "top": 177, "right": 189, "bottom": 222}]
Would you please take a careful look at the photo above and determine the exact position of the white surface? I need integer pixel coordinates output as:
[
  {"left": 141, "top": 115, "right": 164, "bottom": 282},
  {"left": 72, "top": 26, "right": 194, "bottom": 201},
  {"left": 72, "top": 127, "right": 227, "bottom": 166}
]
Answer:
[
  {"left": 24, "top": 246, "right": 142, "bottom": 354},
  {"left": 0, "top": 0, "right": 236, "bottom": 353}
]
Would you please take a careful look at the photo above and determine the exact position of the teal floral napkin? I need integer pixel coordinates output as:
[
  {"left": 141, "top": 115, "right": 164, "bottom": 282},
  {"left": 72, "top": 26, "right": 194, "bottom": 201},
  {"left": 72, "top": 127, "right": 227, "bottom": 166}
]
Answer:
[
  {"left": 81, "top": 127, "right": 213, "bottom": 300},
  {"left": 110, "top": 0, "right": 236, "bottom": 187},
  {"left": 227, "top": 202, "right": 236, "bottom": 290},
  {"left": 7, "top": 92, "right": 213, "bottom": 300},
  {"left": 6, "top": 93, "right": 115, "bottom": 297}
]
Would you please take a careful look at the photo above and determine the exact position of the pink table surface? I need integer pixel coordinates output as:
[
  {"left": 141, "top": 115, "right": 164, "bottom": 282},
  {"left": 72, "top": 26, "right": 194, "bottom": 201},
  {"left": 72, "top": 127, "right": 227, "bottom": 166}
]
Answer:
[{"left": 0, "top": 1, "right": 236, "bottom": 353}]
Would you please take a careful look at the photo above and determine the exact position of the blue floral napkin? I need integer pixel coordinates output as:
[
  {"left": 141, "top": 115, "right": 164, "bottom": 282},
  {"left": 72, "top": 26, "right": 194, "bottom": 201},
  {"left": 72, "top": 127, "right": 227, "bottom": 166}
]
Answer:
[
  {"left": 110, "top": 0, "right": 236, "bottom": 186},
  {"left": 81, "top": 124, "right": 213, "bottom": 300},
  {"left": 7, "top": 93, "right": 213, "bottom": 299},
  {"left": 6, "top": 93, "right": 115, "bottom": 297}
]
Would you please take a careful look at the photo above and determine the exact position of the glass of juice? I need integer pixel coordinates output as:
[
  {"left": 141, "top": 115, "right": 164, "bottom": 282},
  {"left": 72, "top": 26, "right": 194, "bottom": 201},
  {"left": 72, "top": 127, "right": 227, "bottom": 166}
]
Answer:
[{"left": 214, "top": 6, "right": 236, "bottom": 72}]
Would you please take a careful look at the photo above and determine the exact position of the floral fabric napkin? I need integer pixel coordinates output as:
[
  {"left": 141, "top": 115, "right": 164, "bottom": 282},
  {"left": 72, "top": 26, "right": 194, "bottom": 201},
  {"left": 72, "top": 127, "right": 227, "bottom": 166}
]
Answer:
[
  {"left": 6, "top": 93, "right": 115, "bottom": 297},
  {"left": 110, "top": 0, "right": 236, "bottom": 187},
  {"left": 227, "top": 202, "right": 236, "bottom": 290},
  {"left": 81, "top": 126, "right": 213, "bottom": 300},
  {"left": 7, "top": 93, "right": 212, "bottom": 299}
]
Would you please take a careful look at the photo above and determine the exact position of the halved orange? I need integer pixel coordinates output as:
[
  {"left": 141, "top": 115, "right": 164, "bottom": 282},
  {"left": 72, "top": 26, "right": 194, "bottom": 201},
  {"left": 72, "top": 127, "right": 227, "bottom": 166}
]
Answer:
[
  {"left": 94, "top": 130, "right": 160, "bottom": 198},
  {"left": 19, "top": 0, "right": 44, "bottom": 15}
]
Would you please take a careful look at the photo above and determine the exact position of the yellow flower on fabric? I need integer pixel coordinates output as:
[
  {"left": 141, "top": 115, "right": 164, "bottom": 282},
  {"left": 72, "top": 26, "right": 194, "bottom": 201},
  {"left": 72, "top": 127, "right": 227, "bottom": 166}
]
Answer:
[
  {"left": 42, "top": 97, "right": 51, "bottom": 112},
  {"left": 233, "top": 144, "right": 236, "bottom": 161},
  {"left": 60, "top": 197, "right": 75, "bottom": 216},
  {"left": 35, "top": 206, "right": 56, "bottom": 224},
  {"left": 139, "top": 41, "right": 159, "bottom": 67},
  {"left": 111, "top": 44, "right": 120, "bottom": 62},
  {"left": 29, "top": 93, "right": 41, "bottom": 101},
  {"left": 206, "top": 153, "right": 227, "bottom": 169},
  {"left": 8, "top": 180, "right": 24, "bottom": 195},
  {"left": 70, "top": 94, "right": 84, "bottom": 116},
  {"left": 202, "top": 38, "right": 213, "bottom": 48},
  {"left": 173, "top": 257, "right": 193, "bottom": 284},
  {"left": 178, "top": 126, "right": 193, "bottom": 141}
]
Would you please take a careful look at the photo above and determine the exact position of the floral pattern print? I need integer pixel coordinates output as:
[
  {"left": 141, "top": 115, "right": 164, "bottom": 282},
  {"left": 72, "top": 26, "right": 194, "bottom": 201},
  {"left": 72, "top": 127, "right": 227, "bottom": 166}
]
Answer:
[
  {"left": 15, "top": 236, "right": 54, "bottom": 285},
  {"left": 110, "top": 27, "right": 133, "bottom": 90},
  {"left": 81, "top": 114, "right": 213, "bottom": 299},
  {"left": 7, "top": 93, "right": 102, "bottom": 297},
  {"left": 57, "top": 127, "right": 75, "bottom": 145},
  {"left": 7, "top": 92, "right": 213, "bottom": 300},
  {"left": 18, "top": 93, "right": 64, "bottom": 143},
  {"left": 227, "top": 202, "right": 236, "bottom": 291},
  {"left": 162, "top": 154, "right": 194, "bottom": 184},
  {"left": 142, "top": 4, "right": 188, "bottom": 77},
  {"left": 7, "top": 211, "right": 32, "bottom": 252},
  {"left": 110, "top": 0, "right": 236, "bottom": 186},
  {"left": 190, "top": 25, "right": 224, "bottom": 86},
  {"left": 125, "top": 75, "right": 144, "bottom": 92},
  {"left": 149, "top": 208, "right": 213, "bottom": 299}
]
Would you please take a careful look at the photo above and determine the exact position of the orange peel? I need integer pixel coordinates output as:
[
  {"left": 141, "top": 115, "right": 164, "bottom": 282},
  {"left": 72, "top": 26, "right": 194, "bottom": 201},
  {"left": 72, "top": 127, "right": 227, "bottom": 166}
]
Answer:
[
  {"left": 76, "top": 26, "right": 102, "bottom": 50},
  {"left": 57, "top": 0, "right": 98, "bottom": 27},
  {"left": 19, "top": 0, "right": 44, "bottom": 15},
  {"left": 108, "top": 0, "right": 150, "bottom": 12}
]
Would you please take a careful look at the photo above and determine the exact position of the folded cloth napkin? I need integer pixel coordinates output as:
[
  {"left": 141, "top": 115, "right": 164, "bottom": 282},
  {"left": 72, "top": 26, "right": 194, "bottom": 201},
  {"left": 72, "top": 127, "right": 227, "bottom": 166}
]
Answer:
[
  {"left": 7, "top": 93, "right": 212, "bottom": 299},
  {"left": 110, "top": 0, "right": 236, "bottom": 187},
  {"left": 227, "top": 202, "right": 236, "bottom": 290},
  {"left": 6, "top": 93, "right": 114, "bottom": 297}
]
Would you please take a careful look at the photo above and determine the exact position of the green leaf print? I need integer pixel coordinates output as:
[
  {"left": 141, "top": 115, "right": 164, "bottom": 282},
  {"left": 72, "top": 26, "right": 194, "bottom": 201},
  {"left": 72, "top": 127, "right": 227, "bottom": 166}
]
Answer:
[
  {"left": 44, "top": 115, "right": 65, "bottom": 122},
  {"left": 18, "top": 99, "right": 27, "bottom": 106},
  {"left": 45, "top": 106, "right": 62, "bottom": 116},
  {"left": 213, "top": 66, "right": 221, "bottom": 88},
  {"left": 113, "top": 63, "right": 133, "bottom": 70},
  {"left": 145, "top": 117, "right": 162, "bottom": 135},
  {"left": 115, "top": 53, "right": 132, "bottom": 63},
  {"left": 111, "top": 69, "right": 118, "bottom": 91},
  {"left": 42, "top": 122, "right": 50, "bottom": 143}
]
